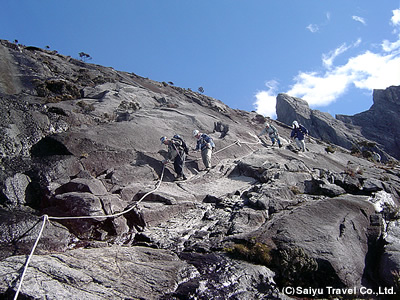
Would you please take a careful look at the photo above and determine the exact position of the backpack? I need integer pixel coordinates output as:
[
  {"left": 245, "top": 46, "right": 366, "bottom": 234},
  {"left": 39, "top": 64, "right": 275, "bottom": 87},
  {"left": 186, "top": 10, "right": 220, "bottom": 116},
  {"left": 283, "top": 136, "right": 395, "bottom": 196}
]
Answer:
[
  {"left": 200, "top": 134, "right": 215, "bottom": 150},
  {"left": 300, "top": 124, "right": 308, "bottom": 134},
  {"left": 173, "top": 134, "right": 189, "bottom": 154}
]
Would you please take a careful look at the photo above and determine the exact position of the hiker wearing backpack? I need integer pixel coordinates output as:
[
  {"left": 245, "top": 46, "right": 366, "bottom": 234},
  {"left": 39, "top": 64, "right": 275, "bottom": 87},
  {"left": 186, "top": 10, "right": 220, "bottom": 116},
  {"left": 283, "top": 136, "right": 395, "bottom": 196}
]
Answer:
[
  {"left": 213, "top": 121, "right": 229, "bottom": 138},
  {"left": 258, "top": 122, "right": 282, "bottom": 148},
  {"left": 290, "top": 121, "right": 308, "bottom": 152},
  {"left": 160, "top": 135, "right": 188, "bottom": 181},
  {"left": 193, "top": 130, "right": 215, "bottom": 171}
]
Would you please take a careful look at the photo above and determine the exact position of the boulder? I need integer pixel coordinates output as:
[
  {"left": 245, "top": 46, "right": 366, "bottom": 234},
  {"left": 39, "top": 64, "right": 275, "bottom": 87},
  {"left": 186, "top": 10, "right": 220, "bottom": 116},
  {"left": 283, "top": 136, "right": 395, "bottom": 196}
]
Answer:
[
  {"left": 0, "top": 246, "right": 197, "bottom": 300},
  {"left": 317, "top": 182, "right": 346, "bottom": 197},
  {"left": 2, "top": 173, "right": 31, "bottom": 206},
  {"left": 0, "top": 208, "right": 70, "bottom": 260},
  {"left": 228, "top": 207, "right": 268, "bottom": 235},
  {"left": 171, "top": 252, "right": 288, "bottom": 299},
  {"left": 43, "top": 192, "right": 106, "bottom": 239},
  {"left": 55, "top": 177, "right": 108, "bottom": 196},
  {"left": 250, "top": 195, "right": 379, "bottom": 289}
]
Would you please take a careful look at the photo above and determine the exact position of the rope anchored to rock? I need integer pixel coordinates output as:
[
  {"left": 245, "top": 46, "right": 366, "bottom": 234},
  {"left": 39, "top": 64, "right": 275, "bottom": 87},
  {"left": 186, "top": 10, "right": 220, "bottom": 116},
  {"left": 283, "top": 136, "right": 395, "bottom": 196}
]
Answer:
[
  {"left": 13, "top": 134, "right": 262, "bottom": 299},
  {"left": 13, "top": 166, "right": 165, "bottom": 300},
  {"left": 186, "top": 133, "right": 262, "bottom": 163}
]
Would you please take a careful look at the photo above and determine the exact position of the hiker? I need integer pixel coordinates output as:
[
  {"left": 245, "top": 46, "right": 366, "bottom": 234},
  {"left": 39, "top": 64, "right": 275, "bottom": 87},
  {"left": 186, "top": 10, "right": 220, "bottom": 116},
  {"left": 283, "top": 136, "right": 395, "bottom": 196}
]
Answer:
[
  {"left": 257, "top": 122, "right": 282, "bottom": 148},
  {"left": 290, "top": 121, "right": 308, "bottom": 152},
  {"left": 193, "top": 129, "right": 215, "bottom": 171},
  {"left": 213, "top": 121, "right": 229, "bottom": 138},
  {"left": 160, "top": 136, "right": 187, "bottom": 181}
]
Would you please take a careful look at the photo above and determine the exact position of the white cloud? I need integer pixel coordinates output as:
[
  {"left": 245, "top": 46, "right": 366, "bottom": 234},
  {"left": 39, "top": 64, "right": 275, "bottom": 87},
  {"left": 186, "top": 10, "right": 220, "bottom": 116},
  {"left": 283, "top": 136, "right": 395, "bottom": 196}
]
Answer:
[
  {"left": 287, "top": 71, "right": 352, "bottom": 106},
  {"left": 383, "top": 8, "right": 400, "bottom": 50},
  {"left": 348, "top": 51, "right": 400, "bottom": 89},
  {"left": 253, "top": 80, "right": 278, "bottom": 118},
  {"left": 306, "top": 24, "right": 319, "bottom": 33},
  {"left": 306, "top": 12, "right": 330, "bottom": 33},
  {"left": 322, "top": 39, "right": 361, "bottom": 69},
  {"left": 382, "top": 39, "right": 400, "bottom": 52},
  {"left": 352, "top": 15, "right": 366, "bottom": 25},
  {"left": 326, "top": 12, "right": 331, "bottom": 21},
  {"left": 254, "top": 9, "right": 400, "bottom": 118},
  {"left": 286, "top": 50, "right": 400, "bottom": 107},
  {"left": 391, "top": 9, "right": 400, "bottom": 26}
]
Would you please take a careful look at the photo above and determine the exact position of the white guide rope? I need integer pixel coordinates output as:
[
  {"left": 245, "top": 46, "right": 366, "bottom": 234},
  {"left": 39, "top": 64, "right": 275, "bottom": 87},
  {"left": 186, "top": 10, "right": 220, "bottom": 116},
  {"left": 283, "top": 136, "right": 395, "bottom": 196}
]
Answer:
[{"left": 13, "top": 134, "right": 263, "bottom": 299}]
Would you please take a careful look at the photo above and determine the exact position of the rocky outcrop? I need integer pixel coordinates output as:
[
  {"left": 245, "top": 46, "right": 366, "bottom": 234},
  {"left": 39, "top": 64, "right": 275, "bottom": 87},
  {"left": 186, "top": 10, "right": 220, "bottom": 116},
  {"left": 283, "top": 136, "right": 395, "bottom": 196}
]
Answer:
[
  {"left": 252, "top": 195, "right": 378, "bottom": 288},
  {"left": 0, "top": 246, "right": 195, "bottom": 299},
  {"left": 0, "top": 39, "right": 400, "bottom": 299},
  {"left": 276, "top": 94, "right": 356, "bottom": 149},
  {"left": 337, "top": 86, "right": 400, "bottom": 160},
  {"left": 276, "top": 92, "right": 397, "bottom": 161}
]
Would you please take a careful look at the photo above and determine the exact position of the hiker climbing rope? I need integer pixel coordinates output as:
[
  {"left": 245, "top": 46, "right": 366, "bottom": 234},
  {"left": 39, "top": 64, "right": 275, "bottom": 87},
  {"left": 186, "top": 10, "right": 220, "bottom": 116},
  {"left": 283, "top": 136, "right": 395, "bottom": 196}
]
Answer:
[
  {"left": 187, "top": 133, "right": 262, "bottom": 162},
  {"left": 13, "top": 133, "right": 262, "bottom": 299}
]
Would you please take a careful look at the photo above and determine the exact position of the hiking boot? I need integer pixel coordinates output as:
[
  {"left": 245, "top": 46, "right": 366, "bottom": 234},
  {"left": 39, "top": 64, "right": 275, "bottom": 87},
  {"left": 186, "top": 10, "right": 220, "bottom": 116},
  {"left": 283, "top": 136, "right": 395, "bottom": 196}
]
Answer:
[
  {"left": 175, "top": 174, "right": 187, "bottom": 181},
  {"left": 279, "top": 144, "right": 282, "bottom": 148},
  {"left": 174, "top": 175, "right": 183, "bottom": 181}
]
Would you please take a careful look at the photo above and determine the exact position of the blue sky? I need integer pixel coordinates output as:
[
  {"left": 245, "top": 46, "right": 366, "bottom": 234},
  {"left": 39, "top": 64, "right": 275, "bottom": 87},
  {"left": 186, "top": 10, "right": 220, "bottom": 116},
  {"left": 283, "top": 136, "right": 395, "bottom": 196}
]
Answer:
[{"left": 2, "top": 1, "right": 400, "bottom": 118}]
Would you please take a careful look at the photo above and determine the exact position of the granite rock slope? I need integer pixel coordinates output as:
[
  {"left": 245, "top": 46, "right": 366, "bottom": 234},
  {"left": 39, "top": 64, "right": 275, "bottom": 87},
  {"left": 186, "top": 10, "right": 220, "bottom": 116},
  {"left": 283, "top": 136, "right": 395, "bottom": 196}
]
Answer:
[{"left": 0, "top": 39, "right": 399, "bottom": 299}]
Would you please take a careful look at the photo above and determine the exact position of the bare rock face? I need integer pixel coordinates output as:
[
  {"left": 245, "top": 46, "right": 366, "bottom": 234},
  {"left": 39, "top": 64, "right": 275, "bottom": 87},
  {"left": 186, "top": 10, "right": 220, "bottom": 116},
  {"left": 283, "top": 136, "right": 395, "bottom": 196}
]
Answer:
[
  {"left": 0, "top": 209, "right": 71, "bottom": 261},
  {"left": 0, "top": 39, "right": 400, "bottom": 299},
  {"left": 0, "top": 246, "right": 197, "bottom": 299},
  {"left": 380, "top": 219, "right": 400, "bottom": 286},
  {"left": 337, "top": 86, "right": 400, "bottom": 160},
  {"left": 2, "top": 173, "right": 31, "bottom": 206},
  {"left": 252, "top": 195, "right": 377, "bottom": 288},
  {"left": 276, "top": 92, "right": 396, "bottom": 161}
]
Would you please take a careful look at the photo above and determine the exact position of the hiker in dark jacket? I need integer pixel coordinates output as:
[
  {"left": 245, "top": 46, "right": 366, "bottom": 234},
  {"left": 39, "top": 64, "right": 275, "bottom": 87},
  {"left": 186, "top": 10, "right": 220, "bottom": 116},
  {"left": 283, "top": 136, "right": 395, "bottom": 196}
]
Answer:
[
  {"left": 160, "top": 136, "right": 187, "bottom": 181},
  {"left": 290, "top": 121, "right": 308, "bottom": 152},
  {"left": 213, "top": 121, "right": 229, "bottom": 138},
  {"left": 193, "top": 130, "right": 215, "bottom": 171},
  {"left": 258, "top": 122, "right": 282, "bottom": 148}
]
